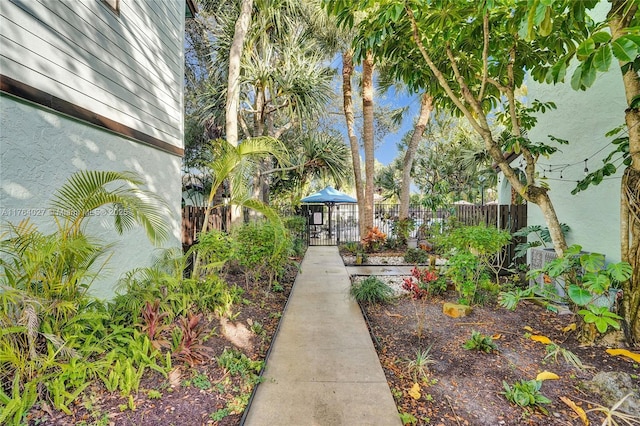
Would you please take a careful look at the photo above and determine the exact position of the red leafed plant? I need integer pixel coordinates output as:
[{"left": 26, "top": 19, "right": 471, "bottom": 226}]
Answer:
[
  {"left": 361, "top": 226, "right": 387, "bottom": 252},
  {"left": 140, "top": 299, "right": 171, "bottom": 350},
  {"left": 402, "top": 267, "right": 441, "bottom": 299},
  {"left": 173, "top": 313, "right": 214, "bottom": 367}
]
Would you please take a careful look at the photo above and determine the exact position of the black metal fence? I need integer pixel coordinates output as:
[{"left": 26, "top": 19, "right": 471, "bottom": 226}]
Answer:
[{"left": 297, "top": 203, "right": 527, "bottom": 268}]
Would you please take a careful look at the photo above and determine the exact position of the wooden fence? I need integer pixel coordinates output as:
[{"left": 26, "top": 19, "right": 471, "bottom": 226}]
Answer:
[
  {"left": 455, "top": 204, "right": 528, "bottom": 270},
  {"left": 181, "top": 206, "right": 230, "bottom": 248}
]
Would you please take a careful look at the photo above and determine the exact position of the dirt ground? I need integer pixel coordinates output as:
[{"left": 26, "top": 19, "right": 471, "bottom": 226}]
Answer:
[{"left": 360, "top": 274, "right": 640, "bottom": 425}]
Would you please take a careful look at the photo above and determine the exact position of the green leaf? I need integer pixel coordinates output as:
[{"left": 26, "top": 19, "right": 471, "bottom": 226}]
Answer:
[
  {"left": 540, "top": 7, "right": 552, "bottom": 36},
  {"left": 612, "top": 36, "right": 639, "bottom": 62},
  {"left": 593, "top": 46, "right": 612, "bottom": 72},
  {"left": 606, "top": 262, "right": 632, "bottom": 282},
  {"left": 571, "top": 64, "right": 583, "bottom": 90},
  {"left": 583, "top": 272, "right": 610, "bottom": 294},
  {"left": 577, "top": 38, "right": 596, "bottom": 60},
  {"left": 581, "top": 59, "right": 597, "bottom": 88},
  {"left": 568, "top": 285, "right": 592, "bottom": 306},
  {"left": 548, "top": 59, "right": 567, "bottom": 83},
  {"left": 580, "top": 252, "right": 605, "bottom": 272},
  {"left": 591, "top": 32, "right": 612, "bottom": 44},
  {"left": 630, "top": 95, "right": 640, "bottom": 109}
]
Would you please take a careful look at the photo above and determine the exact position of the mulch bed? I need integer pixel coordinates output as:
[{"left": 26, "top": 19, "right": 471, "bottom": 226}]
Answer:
[
  {"left": 354, "top": 256, "right": 639, "bottom": 426},
  {"left": 27, "top": 262, "right": 299, "bottom": 426}
]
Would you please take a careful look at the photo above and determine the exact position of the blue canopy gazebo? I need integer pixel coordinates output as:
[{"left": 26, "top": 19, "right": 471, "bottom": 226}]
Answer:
[{"left": 301, "top": 186, "right": 357, "bottom": 239}]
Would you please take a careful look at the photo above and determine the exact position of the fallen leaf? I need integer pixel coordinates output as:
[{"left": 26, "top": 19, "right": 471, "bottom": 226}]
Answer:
[
  {"left": 606, "top": 348, "right": 640, "bottom": 363},
  {"left": 523, "top": 326, "right": 534, "bottom": 332},
  {"left": 491, "top": 334, "right": 502, "bottom": 340},
  {"left": 536, "top": 371, "right": 560, "bottom": 381},
  {"left": 168, "top": 368, "right": 182, "bottom": 388},
  {"left": 560, "top": 396, "right": 589, "bottom": 425},
  {"left": 530, "top": 335, "right": 553, "bottom": 345},
  {"left": 385, "top": 310, "right": 403, "bottom": 318},
  {"left": 563, "top": 323, "right": 576, "bottom": 332},
  {"left": 408, "top": 383, "right": 421, "bottom": 400}
]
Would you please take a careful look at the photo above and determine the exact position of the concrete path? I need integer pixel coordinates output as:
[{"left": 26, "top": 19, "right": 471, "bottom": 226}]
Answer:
[{"left": 243, "top": 246, "right": 401, "bottom": 426}]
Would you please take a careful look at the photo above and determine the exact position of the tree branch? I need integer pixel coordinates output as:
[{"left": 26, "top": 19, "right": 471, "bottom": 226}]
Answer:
[{"left": 406, "top": 6, "right": 485, "bottom": 136}]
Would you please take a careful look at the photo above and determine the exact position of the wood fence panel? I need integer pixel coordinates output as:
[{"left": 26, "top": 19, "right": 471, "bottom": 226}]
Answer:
[{"left": 181, "top": 206, "right": 230, "bottom": 248}]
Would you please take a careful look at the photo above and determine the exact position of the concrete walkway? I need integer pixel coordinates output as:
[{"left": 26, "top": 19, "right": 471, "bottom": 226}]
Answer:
[{"left": 243, "top": 246, "right": 401, "bottom": 426}]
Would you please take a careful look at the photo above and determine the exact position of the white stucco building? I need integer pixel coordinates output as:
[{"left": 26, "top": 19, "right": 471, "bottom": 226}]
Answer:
[{"left": 0, "top": 0, "right": 196, "bottom": 298}]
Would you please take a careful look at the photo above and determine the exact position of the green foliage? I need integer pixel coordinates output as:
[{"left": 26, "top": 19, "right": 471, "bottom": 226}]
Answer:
[
  {"left": 350, "top": 276, "right": 394, "bottom": 304},
  {"left": 391, "top": 218, "right": 416, "bottom": 246},
  {"left": 191, "top": 373, "right": 212, "bottom": 390},
  {"left": 440, "top": 225, "right": 511, "bottom": 305},
  {"left": 512, "top": 224, "right": 570, "bottom": 259},
  {"left": 544, "top": 343, "right": 585, "bottom": 371},
  {"left": 283, "top": 216, "right": 307, "bottom": 258},
  {"left": 341, "top": 241, "right": 361, "bottom": 255},
  {"left": 210, "top": 408, "right": 231, "bottom": 421},
  {"left": 232, "top": 221, "right": 292, "bottom": 286},
  {"left": 502, "top": 380, "right": 551, "bottom": 413},
  {"left": 404, "top": 248, "right": 429, "bottom": 265},
  {"left": 188, "top": 229, "right": 234, "bottom": 274},
  {"left": 399, "top": 411, "right": 418, "bottom": 425},
  {"left": 405, "top": 346, "right": 436, "bottom": 382},
  {"left": 217, "top": 348, "right": 263, "bottom": 379},
  {"left": 533, "top": 245, "right": 631, "bottom": 334},
  {"left": 463, "top": 331, "right": 498, "bottom": 353},
  {"left": 0, "top": 171, "right": 171, "bottom": 421}
]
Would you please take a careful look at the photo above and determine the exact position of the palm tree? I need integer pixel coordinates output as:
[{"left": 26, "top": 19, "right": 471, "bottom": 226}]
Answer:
[{"left": 192, "top": 137, "right": 288, "bottom": 277}]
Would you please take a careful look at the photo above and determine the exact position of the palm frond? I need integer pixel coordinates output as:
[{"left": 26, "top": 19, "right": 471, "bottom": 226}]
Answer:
[{"left": 49, "top": 170, "right": 170, "bottom": 245}]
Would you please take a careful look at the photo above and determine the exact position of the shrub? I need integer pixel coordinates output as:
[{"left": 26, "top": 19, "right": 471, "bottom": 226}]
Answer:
[
  {"left": 362, "top": 226, "right": 387, "bottom": 252},
  {"left": 402, "top": 267, "right": 443, "bottom": 299},
  {"left": 404, "top": 248, "right": 429, "bottom": 264},
  {"left": 232, "top": 221, "right": 292, "bottom": 286},
  {"left": 350, "top": 276, "right": 394, "bottom": 304},
  {"left": 502, "top": 380, "right": 551, "bottom": 413},
  {"left": 391, "top": 217, "right": 416, "bottom": 246}
]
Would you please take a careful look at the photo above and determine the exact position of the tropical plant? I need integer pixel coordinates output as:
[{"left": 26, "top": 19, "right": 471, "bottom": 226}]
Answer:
[
  {"left": 502, "top": 379, "right": 551, "bottom": 413},
  {"left": 544, "top": 343, "right": 585, "bottom": 372},
  {"left": 501, "top": 244, "right": 632, "bottom": 343},
  {"left": 232, "top": 221, "right": 292, "bottom": 287},
  {"left": 391, "top": 217, "right": 416, "bottom": 247},
  {"left": 512, "top": 224, "right": 571, "bottom": 260},
  {"left": 361, "top": 226, "right": 387, "bottom": 252},
  {"left": 173, "top": 313, "right": 214, "bottom": 367},
  {"left": 463, "top": 331, "right": 498, "bottom": 353},
  {"left": 584, "top": 393, "right": 640, "bottom": 426},
  {"left": 350, "top": 276, "right": 394, "bottom": 305},
  {"left": 404, "top": 248, "right": 429, "bottom": 265},
  {"left": 405, "top": 346, "right": 436, "bottom": 382},
  {"left": 402, "top": 267, "right": 442, "bottom": 299},
  {"left": 0, "top": 170, "right": 170, "bottom": 421},
  {"left": 440, "top": 224, "right": 510, "bottom": 305}
]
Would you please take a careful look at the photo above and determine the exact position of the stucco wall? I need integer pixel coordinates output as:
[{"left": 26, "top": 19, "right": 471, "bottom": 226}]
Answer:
[
  {"left": 526, "top": 67, "right": 627, "bottom": 263},
  {"left": 0, "top": 96, "right": 182, "bottom": 299}
]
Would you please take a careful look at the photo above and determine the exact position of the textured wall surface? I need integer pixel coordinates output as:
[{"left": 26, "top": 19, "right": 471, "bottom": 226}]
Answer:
[
  {"left": 1, "top": 96, "right": 182, "bottom": 298},
  {"left": 0, "top": 0, "right": 184, "bottom": 147},
  {"left": 526, "top": 67, "right": 626, "bottom": 263}
]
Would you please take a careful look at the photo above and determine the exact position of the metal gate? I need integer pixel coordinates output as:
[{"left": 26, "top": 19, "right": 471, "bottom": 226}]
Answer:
[{"left": 302, "top": 203, "right": 360, "bottom": 246}]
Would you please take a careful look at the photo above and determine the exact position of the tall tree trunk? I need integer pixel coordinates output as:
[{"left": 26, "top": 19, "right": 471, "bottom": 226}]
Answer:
[
  {"left": 362, "top": 51, "right": 375, "bottom": 234},
  {"left": 225, "top": 0, "right": 253, "bottom": 226},
  {"left": 226, "top": 0, "right": 253, "bottom": 148},
  {"left": 609, "top": 0, "right": 640, "bottom": 344},
  {"left": 399, "top": 93, "right": 432, "bottom": 220},
  {"left": 342, "top": 50, "right": 366, "bottom": 237}
]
